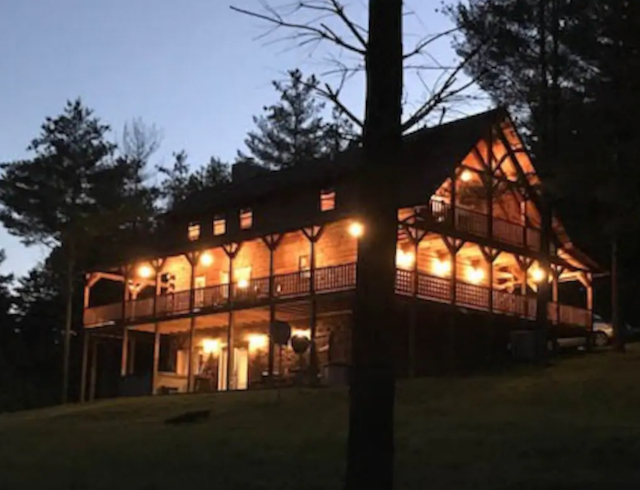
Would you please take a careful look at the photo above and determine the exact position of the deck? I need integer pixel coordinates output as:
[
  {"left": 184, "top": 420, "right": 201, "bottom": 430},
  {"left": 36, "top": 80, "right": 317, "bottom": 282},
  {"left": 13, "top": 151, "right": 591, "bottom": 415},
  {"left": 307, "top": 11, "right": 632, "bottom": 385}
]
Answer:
[{"left": 84, "top": 262, "right": 591, "bottom": 329}]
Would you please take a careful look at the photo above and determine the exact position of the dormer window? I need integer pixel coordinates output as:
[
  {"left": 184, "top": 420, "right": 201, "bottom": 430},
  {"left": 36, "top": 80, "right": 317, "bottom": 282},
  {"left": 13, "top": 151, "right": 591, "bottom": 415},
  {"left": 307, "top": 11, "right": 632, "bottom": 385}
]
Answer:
[
  {"left": 240, "top": 208, "right": 253, "bottom": 230},
  {"left": 320, "top": 189, "right": 335, "bottom": 212},
  {"left": 213, "top": 215, "right": 226, "bottom": 236},
  {"left": 188, "top": 223, "right": 200, "bottom": 241}
]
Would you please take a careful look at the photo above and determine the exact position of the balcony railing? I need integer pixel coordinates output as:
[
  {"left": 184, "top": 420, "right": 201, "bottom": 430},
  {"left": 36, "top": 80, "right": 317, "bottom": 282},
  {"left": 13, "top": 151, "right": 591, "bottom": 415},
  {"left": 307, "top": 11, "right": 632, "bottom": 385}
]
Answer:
[
  {"left": 85, "top": 262, "right": 590, "bottom": 329},
  {"left": 426, "top": 200, "right": 541, "bottom": 251}
]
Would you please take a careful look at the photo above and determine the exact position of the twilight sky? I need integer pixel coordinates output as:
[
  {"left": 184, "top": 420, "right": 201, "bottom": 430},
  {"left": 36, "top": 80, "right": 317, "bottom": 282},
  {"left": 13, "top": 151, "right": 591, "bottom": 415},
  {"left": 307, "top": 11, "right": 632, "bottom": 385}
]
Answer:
[{"left": 0, "top": 0, "right": 485, "bottom": 277}]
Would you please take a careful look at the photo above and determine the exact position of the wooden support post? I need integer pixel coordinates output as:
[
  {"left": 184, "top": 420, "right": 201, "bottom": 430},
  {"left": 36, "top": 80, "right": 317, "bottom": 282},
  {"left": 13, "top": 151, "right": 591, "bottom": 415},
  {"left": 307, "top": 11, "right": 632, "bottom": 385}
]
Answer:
[
  {"left": 151, "top": 259, "right": 164, "bottom": 395},
  {"left": 586, "top": 273, "right": 594, "bottom": 334},
  {"left": 223, "top": 243, "right": 241, "bottom": 391},
  {"left": 120, "top": 326, "right": 129, "bottom": 377},
  {"left": 89, "top": 338, "right": 98, "bottom": 402},
  {"left": 552, "top": 267, "right": 560, "bottom": 325},
  {"left": 262, "top": 234, "right": 282, "bottom": 381},
  {"left": 450, "top": 167, "right": 457, "bottom": 230},
  {"left": 407, "top": 235, "right": 420, "bottom": 378},
  {"left": 185, "top": 253, "right": 199, "bottom": 393},
  {"left": 80, "top": 330, "right": 90, "bottom": 403},
  {"left": 152, "top": 322, "right": 160, "bottom": 395},
  {"left": 128, "top": 337, "right": 136, "bottom": 375},
  {"left": 303, "top": 226, "right": 324, "bottom": 380}
]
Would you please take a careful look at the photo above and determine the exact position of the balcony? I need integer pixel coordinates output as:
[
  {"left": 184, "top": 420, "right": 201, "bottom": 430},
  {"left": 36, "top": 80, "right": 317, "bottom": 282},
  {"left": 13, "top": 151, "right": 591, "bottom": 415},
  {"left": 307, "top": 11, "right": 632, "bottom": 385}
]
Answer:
[
  {"left": 426, "top": 200, "right": 541, "bottom": 250},
  {"left": 85, "top": 262, "right": 591, "bottom": 330}
]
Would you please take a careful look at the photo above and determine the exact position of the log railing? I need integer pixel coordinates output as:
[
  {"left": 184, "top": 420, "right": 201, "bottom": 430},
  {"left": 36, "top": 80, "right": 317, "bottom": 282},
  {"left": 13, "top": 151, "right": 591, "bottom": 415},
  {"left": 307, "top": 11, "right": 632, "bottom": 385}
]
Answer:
[
  {"left": 84, "top": 262, "right": 590, "bottom": 329},
  {"left": 426, "top": 199, "right": 541, "bottom": 251}
]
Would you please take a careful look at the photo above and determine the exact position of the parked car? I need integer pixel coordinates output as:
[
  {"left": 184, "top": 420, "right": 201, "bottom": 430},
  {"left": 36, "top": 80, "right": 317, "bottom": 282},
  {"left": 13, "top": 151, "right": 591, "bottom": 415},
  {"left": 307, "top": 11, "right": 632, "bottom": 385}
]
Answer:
[{"left": 592, "top": 314, "right": 614, "bottom": 347}]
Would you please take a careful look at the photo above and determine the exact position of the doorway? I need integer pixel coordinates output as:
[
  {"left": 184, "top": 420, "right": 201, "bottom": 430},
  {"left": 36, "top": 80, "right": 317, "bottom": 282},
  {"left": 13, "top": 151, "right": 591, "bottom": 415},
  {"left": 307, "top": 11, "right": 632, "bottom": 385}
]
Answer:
[{"left": 218, "top": 347, "right": 249, "bottom": 391}]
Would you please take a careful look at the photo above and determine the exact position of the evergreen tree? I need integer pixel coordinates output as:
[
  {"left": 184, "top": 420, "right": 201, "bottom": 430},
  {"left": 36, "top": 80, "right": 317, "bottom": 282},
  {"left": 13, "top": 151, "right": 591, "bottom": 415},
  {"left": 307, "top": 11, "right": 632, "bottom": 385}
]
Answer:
[
  {"left": 239, "top": 69, "right": 351, "bottom": 169},
  {"left": 158, "top": 151, "right": 230, "bottom": 211},
  {"left": 0, "top": 99, "right": 152, "bottom": 402}
]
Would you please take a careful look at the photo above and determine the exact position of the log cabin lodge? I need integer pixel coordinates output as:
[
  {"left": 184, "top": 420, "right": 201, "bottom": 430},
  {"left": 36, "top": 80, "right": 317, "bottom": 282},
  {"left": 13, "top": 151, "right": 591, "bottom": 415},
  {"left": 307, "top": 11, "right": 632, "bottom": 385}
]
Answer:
[{"left": 80, "top": 108, "right": 599, "bottom": 400}]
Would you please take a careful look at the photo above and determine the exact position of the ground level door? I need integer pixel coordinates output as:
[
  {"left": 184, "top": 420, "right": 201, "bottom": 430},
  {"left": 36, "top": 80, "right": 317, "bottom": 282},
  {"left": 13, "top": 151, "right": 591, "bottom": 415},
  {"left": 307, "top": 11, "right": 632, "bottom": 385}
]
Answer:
[{"left": 218, "top": 347, "right": 249, "bottom": 391}]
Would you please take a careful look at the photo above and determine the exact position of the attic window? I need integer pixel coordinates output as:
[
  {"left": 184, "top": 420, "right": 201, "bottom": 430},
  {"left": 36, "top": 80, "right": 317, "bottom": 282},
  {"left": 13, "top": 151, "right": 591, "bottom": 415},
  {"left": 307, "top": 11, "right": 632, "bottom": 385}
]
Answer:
[
  {"left": 240, "top": 208, "right": 253, "bottom": 230},
  {"left": 188, "top": 223, "right": 200, "bottom": 241},
  {"left": 213, "top": 215, "right": 226, "bottom": 236},
  {"left": 320, "top": 189, "right": 335, "bottom": 212}
]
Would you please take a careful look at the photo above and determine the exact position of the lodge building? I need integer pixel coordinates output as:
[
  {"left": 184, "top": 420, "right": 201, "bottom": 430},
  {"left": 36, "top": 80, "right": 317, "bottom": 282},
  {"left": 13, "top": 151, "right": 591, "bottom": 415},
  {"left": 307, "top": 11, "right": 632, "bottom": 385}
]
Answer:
[{"left": 80, "top": 109, "right": 598, "bottom": 400}]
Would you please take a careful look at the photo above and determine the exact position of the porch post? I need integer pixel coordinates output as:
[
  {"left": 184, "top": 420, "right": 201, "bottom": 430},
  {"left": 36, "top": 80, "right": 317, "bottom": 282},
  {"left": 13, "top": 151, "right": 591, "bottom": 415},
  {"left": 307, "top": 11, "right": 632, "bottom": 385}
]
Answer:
[
  {"left": 120, "top": 326, "right": 129, "bottom": 377},
  {"left": 79, "top": 330, "right": 90, "bottom": 403},
  {"left": 408, "top": 238, "right": 419, "bottom": 378},
  {"left": 586, "top": 272, "right": 594, "bottom": 337},
  {"left": 186, "top": 252, "right": 199, "bottom": 393},
  {"left": 303, "top": 226, "right": 323, "bottom": 380},
  {"left": 223, "top": 243, "right": 240, "bottom": 391},
  {"left": 151, "top": 259, "right": 164, "bottom": 395},
  {"left": 120, "top": 270, "right": 131, "bottom": 378},
  {"left": 89, "top": 337, "right": 98, "bottom": 402},
  {"left": 552, "top": 268, "right": 560, "bottom": 325},
  {"left": 262, "top": 234, "right": 282, "bottom": 381}
]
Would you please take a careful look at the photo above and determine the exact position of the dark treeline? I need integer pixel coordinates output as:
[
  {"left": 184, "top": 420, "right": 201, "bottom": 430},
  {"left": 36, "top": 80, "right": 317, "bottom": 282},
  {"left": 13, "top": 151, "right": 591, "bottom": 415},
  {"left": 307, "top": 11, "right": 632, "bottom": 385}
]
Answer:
[{"left": 0, "top": 69, "right": 349, "bottom": 411}]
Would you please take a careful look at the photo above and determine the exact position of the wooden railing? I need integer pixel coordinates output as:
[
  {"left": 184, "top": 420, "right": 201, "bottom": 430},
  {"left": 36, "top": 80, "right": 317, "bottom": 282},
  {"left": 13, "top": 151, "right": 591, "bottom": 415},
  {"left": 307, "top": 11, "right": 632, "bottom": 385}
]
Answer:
[
  {"left": 426, "top": 199, "right": 540, "bottom": 251},
  {"left": 84, "top": 262, "right": 590, "bottom": 329}
]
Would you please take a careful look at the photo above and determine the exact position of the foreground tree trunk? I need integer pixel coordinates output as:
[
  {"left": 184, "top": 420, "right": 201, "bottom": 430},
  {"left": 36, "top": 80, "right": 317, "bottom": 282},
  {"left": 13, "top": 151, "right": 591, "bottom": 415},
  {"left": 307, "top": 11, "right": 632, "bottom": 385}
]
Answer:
[{"left": 345, "top": 1, "right": 402, "bottom": 490}]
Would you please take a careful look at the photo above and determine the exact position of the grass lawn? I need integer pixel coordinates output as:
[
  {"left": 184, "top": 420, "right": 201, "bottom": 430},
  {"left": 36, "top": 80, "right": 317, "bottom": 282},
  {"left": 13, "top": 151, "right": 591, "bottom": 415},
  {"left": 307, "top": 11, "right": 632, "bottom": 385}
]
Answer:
[{"left": 2, "top": 347, "right": 640, "bottom": 490}]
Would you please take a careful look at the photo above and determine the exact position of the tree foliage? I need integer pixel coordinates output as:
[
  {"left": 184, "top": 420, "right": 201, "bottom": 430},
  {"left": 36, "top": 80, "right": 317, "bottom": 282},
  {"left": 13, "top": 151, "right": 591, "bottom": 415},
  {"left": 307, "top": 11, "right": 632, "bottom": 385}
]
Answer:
[
  {"left": 239, "top": 69, "right": 353, "bottom": 169},
  {"left": 158, "top": 151, "right": 230, "bottom": 211}
]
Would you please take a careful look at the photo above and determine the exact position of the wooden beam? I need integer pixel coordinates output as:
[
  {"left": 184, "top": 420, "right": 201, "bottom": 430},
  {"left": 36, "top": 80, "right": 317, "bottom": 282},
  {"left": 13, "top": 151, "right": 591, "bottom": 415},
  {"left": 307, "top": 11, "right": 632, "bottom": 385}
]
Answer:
[
  {"left": 89, "top": 338, "right": 98, "bottom": 402},
  {"left": 80, "top": 331, "right": 90, "bottom": 403}
]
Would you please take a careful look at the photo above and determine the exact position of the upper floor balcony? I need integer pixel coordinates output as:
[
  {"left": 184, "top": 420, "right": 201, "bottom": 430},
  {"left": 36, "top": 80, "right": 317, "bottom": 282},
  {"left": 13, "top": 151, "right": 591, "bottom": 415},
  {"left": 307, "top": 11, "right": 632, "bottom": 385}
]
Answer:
[{"left": 84, "top": 261, "right": 591, "bottom": 330}]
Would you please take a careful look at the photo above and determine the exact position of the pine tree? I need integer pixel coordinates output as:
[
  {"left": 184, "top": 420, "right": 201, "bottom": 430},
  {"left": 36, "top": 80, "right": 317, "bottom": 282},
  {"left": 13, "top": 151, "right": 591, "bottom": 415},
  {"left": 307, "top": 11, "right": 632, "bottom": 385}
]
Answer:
[
  {"left": 0, "top": 99, "right": 152, "bottom": 402},
  {"left": 239, "top": 69, "right": 351, "bottom": 169}
]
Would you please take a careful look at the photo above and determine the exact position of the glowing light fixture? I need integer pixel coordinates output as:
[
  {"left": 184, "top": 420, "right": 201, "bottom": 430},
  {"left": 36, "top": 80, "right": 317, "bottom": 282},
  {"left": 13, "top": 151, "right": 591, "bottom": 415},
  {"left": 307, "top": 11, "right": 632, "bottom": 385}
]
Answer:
[
  {"left": 292, "top": 328, "right": 311, "bottom": 340},
  {"left": 202, "top": 338, "right": 220, "bottom": 355},
  {"left": 248, "top": 334, "right": 268, "bottom": 351},
  {"left": 467, "top": 267, "right": 485, "bottom": 284},
  {"left": 237, "top": 278, "right": 249, "bottom": 289},
  {"left": 200, "top": 252, "right": 214, "bottom": 267},
  {"left": 433, "top": 258, "right": 452, "bottom": 277},
  {"left": 396, "top": 249, "right": 416, "bottom": 269},
  {"left": 348, "top": 221, "right": 364, "bottom": 238},
  {"left": 137, "top": 265, "right": 153, "bottom": 279},
  {"left": 530, "top": 266, "right": 546, "bottom": 283},
  {"left": 460, "top": 170, "right": 473, "bottom": 182}
]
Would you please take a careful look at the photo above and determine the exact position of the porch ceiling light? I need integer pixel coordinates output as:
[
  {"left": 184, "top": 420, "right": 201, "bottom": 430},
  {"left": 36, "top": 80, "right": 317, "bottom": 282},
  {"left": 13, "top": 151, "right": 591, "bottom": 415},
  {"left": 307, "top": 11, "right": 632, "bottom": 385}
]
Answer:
[
  {"left": 530, "top": 266, "right": 546, "bottom": 283},
  {"left": 202, "top": 338, "right": 220, "bottom": 355},
  {"left": 348, "top": 221, "right": 364, "bottom": 238},
  {"left": 396, "top": 249, "right": 415, "bottom": 269},
  {"left": 137, "top": 265, "right": 153, "bottom": 279},
  {"left": 237, "top": 278, "right": 249, "bottom": 289},
  {"left": 460, "top": 170, "right": 473, "bottom": 182},
  {"left": 467, "top": 267, "right": 485, "bottom": 284},
  {"left": 200, "top": 252, "right": 214, "bottom": 267},
  {"left": 433, "top": 258, "right": 452, "bottom": 277},
  {"left": 248, "top": 334, "right": 268, "bottom": 351},
  {"left": 292, "top": 328, "right": 311, "bottom": 340}
]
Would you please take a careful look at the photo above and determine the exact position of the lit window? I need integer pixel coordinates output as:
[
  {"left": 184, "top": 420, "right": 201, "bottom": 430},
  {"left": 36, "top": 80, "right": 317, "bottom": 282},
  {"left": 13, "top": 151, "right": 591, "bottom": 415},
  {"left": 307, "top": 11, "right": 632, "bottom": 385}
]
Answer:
[
  {"left": 299, "top": 255, "right": 310, "bottom": 278},
  {"left": 188, "top": 223, "right": 200, "bottom": 241},
  {"left": 320, "top": 189, "right": 336, "bottom": 212},
  {"left": 213, "top": 215, "right": 226, "bottom": 236},
  {"left": 240, "top": 208, "right": 253, "bottom": 230}
]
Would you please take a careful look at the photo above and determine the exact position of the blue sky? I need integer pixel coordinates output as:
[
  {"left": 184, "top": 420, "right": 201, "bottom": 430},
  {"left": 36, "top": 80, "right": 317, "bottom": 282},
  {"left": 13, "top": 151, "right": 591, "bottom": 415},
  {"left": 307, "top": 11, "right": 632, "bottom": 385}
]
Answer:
[{"left": 0, "top": 0, "right": 484, "bottom": 277}]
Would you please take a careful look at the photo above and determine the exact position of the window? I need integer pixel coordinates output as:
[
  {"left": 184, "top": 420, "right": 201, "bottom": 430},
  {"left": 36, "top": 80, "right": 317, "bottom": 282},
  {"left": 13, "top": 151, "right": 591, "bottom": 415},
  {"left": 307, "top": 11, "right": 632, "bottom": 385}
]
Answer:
[
  {"left": 188, "top": 222, "right": 201, "bottom": 241},
  {"left": 299, "top": 255, "right": 311, "bottom": 279},
  {"left": 213, "top": 215, "right": 226, "bottom": 236},
  {"left": 240, "top": 208, "right": 253, "bottom": 230},
  {"left": 320, "top": 189, "right": 335, "bottom": 212}
]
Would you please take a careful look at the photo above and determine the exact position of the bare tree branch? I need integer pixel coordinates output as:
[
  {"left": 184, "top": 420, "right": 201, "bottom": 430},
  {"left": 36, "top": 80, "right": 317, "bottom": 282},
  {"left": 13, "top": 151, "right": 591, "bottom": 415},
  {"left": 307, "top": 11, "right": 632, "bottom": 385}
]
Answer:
[
  {"left": 403, "top": 27, "right": 459, "bottom": 60},
  {"left": 230, "top": 3, "right": 366, "bottom": 55}
]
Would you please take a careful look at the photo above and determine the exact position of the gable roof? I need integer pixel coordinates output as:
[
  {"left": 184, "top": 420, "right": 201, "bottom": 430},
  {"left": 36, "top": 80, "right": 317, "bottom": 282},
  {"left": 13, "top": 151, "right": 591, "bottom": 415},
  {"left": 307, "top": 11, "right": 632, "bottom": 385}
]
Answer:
[{"left": 171, "top": 107, "right": 506, "bottom": 219}]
